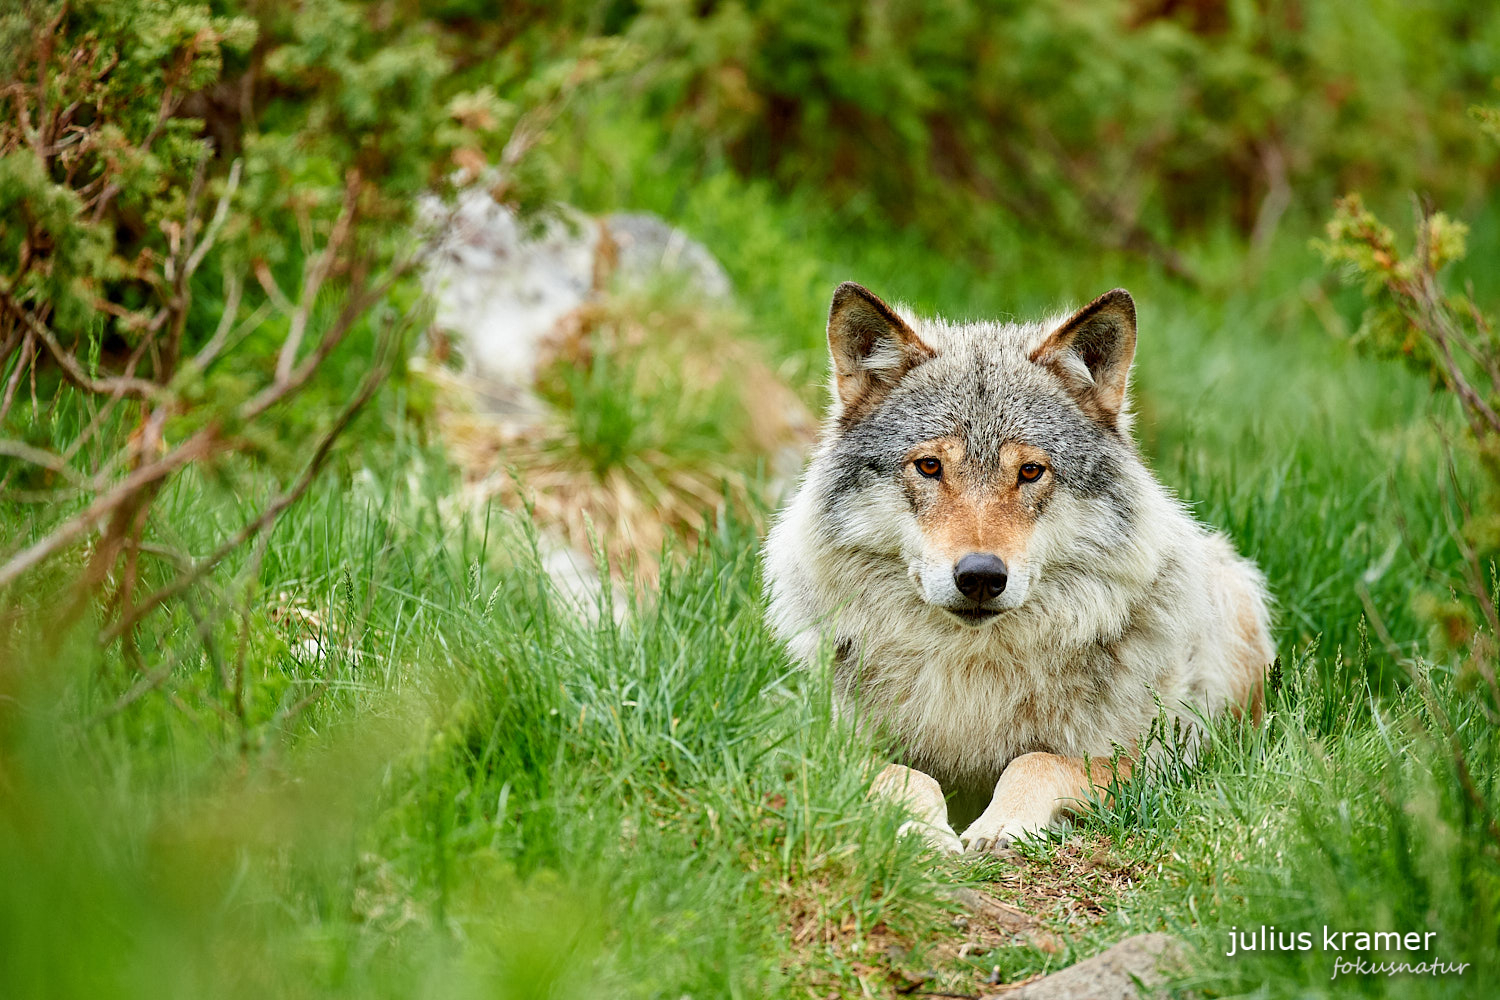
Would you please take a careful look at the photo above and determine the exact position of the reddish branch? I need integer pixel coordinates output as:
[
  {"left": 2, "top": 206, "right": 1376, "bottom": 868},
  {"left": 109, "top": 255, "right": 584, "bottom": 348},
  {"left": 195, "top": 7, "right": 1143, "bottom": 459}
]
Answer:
[
  {"left": 0, "top": 425, "right": 218, "bottom": 589},
  {"left": 0, "top": 160, "right": 425, "bottom": 651},
  {"left": 99, "top": 338, "right": 394, "bottom": 645}
]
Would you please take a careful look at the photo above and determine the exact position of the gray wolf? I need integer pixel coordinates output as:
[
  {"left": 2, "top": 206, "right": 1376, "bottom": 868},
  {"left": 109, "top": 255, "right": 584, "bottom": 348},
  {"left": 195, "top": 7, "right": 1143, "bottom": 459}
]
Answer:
[{"left": 763, "top": 283, "right": 1273, "bottom": 853}]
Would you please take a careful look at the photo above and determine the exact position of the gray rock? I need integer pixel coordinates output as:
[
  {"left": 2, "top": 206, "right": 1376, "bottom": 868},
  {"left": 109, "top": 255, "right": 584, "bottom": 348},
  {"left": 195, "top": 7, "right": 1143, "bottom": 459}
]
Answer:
[
  {"left": 603, "top": 212, "right": 733, "bottom": 300},
  {"left": 417, "top": 191, "right": 736, "bottom": 623},
  {"left": 419, "top": 193, "right": 733, "bottom": 391},
  {"left": 536, "top": 536, "right": 626, "bottom": 625},
  {"left": 421, "top": 195, "right": 600, "bottom": 387},
  {"left": 984, "top": 933, "right": 1188, "bottom": 1000}
]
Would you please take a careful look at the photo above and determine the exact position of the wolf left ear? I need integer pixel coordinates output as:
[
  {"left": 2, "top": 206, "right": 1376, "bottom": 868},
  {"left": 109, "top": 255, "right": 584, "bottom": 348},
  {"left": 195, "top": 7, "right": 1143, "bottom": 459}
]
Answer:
[
  {"left": 827, "top": 282, "right": 935, "bottom": 419},
  {"left": 1030, "top": 289, "right": 1137, "bottom": 430}
]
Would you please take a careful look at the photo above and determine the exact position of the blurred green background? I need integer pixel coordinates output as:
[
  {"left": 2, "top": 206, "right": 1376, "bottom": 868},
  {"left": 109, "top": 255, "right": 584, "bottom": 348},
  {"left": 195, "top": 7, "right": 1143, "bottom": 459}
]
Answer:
[{"left": 2, "top": 2, "right": 1498, "bottom": 997}]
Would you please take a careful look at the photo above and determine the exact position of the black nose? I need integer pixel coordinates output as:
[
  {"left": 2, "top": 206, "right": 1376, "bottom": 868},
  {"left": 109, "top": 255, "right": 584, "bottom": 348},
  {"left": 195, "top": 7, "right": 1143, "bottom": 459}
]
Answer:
[{"left": 954, "top": 553, "right": 1008, "bottom": 602}]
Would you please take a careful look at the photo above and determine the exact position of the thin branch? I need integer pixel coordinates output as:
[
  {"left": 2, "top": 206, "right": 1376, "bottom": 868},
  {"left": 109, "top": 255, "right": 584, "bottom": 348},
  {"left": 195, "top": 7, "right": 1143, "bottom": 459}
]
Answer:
[
  {"left": 91, "top": 655, "right": 186, "bottom": 723},
  {"left": 185, "top": 158, "right": 242, "bottom": 277},
  {"left": 159, "top": 153, "right": 212, "bottom": 378},
  {"left": 240, "top": 261, "right": 411, "bottom": 421},
  {"left": 0, "top": 292, "right": 162, "bottom": 399},
  {"left": 0, "top": 328, "right": 20, "bottom": 367},
  {"left": 165, "top": 152, "right": 209, "bottom": 285},
  {"left": 182, "top": 589, "right": 232, "bottom": 695},
  {"left": 60, "top": 317, "right": 161, "bottom": 468},
  {"left": 1250, "top": 137, "right": 1292, "bottom": 253},
  {"left": 1441, "top": 281, "right": 1500, "bottom": 385},
  {"left": 1463, "top": 285, "right": 1500, "bottom": 391},
  {"left": 30, "top": 4, "right": 66, "bottom": 157},
  {"left": 189, "top": 270, "right": 243, "bottom": 372},
  {"left": 0, "top": 334, "right": 33, "bottom": 425},
  {"left": 276, "top": 174, "right": 361, "bottom": 384},
  {"left": 253, "top": 259, "right": 295, "bottom": 313},
  {"left": 1410, "top": 289, "right": 1500, "bottom": 438},
  {"left": 0, "top": 426, "right": 217, "bottom": 590},
  {"left": 193, "top": 294, "right": 271, "bottom": 375},
  {"left": 0, "top": 438, "right": 88, "bottom": 487},
  {"left": 101, "top": 340, "right": 393, "bottom": 644}
]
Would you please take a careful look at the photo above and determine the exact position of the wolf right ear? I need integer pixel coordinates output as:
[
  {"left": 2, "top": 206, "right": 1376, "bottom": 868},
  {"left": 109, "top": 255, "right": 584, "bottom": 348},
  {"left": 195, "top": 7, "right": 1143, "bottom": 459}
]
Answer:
[
  {"left": 827, "top": 282, "right": 935, "bottom": 419},
  {"left": 1030, "top": 289, "right": 1137, "bottom": 431}
]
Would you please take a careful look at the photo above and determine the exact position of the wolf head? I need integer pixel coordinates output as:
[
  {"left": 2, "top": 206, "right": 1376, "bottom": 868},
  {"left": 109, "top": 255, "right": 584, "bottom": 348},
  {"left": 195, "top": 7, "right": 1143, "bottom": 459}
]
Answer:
[{"left": 799, "top": 282, "right": 1145, "bottom": 631}]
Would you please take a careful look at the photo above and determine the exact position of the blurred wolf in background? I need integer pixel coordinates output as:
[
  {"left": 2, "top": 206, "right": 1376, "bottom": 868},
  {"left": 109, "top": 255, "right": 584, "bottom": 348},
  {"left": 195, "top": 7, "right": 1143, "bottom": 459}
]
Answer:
[{"left": 764, "top": 283, "right": 1273, "bottom": 854}]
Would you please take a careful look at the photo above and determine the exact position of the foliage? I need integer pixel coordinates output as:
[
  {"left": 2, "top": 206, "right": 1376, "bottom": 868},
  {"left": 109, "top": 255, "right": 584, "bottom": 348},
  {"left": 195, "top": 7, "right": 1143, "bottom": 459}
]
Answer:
[
  {"left": 609, "top": 0, "right": 1500, "bottom": 268},
  {"left": 1, "top": 177, "right": 1490, "bottom": 995},
  {"left": 2, "top": 1, "right": 1499, "bottom": 998},
  {"left": 1316, "top": 110, "right": 1500, "bottom": 661},
  {"left": 0, "top": 0, "right": 623, "bottom": 729},
  {"left": 0, "top": 451, "right": 950, "bottom": 998}
]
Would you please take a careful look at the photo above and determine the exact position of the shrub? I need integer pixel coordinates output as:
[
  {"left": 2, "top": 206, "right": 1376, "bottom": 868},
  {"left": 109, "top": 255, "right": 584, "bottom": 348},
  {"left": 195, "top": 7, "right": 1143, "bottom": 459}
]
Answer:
[
  {"left": 616, "top": 0, "right": 1499, "bottom": 269},
  {"left": 0, "top": 0, "right": 616, "bottom": 727}
]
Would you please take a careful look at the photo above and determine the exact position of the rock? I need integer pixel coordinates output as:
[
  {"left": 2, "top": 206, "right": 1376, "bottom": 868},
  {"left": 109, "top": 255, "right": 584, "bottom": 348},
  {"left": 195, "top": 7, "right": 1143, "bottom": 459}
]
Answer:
[
  {"left": 603, "top": 212, "right": 733, "bottom": 300},
  {"left": 421, "top": 194, "right": 599, "bottom": 390},
  {"left": 982, "top": 933, "right": 1188, "bottom": 1000},
  {"left": 536, "top": 536, "right": 626, "bottom": 625},
  {"left": 417, "top": 190, "right": 739, "bottom": 616},
  {"left": 420, "top": 192, "right": 734, "bottom": 392}
]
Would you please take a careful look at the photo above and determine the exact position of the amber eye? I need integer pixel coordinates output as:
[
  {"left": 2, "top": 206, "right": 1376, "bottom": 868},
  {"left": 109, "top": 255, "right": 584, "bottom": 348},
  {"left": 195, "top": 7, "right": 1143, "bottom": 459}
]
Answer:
[
  {"left": 915, "top": 457, "right": 943, "bottom": 479},
  {"left": 1018, "top": 463, "right": 1045, "bottom": 483}
]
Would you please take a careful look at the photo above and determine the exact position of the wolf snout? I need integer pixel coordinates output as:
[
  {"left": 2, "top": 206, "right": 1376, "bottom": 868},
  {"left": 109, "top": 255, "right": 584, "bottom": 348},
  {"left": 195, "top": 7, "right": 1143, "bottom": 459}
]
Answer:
[{"left": 953, "top": 553, "right": 1008, "bottom": 602}]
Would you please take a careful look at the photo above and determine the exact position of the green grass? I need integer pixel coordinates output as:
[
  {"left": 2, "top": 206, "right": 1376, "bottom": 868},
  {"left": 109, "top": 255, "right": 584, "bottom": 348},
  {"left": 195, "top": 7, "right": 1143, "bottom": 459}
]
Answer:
[
  {"left": 1, "top": 448, "right": 954, "bottom": 997},
  {"left": 3, "top": 153, "right": 1498, "bottom": 999}
]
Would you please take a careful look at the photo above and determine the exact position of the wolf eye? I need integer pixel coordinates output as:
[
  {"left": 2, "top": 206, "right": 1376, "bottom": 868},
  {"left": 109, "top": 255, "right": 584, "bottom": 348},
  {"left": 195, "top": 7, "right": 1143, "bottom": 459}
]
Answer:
[
  {"left": 915, "top": 457, "right": 942, "bottom": 478},
  {"left": 1018, "top": 463, "right": 1045, "bottom": 483}
]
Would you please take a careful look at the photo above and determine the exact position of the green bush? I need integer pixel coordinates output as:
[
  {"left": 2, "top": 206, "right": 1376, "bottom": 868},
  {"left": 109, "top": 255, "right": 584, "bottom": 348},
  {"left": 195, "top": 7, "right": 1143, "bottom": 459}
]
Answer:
[
  {"left": 604, "top": 0, "right": 1500, "bottom": 264},
  {"left": 0, "top": 0, "right": 625, "bottom": 730}
]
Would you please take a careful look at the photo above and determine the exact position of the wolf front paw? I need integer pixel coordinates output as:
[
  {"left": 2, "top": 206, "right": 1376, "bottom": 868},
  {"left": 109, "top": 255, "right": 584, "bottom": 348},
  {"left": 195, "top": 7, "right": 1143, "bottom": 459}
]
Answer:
[
  {"left": 959, "top": 814, "right": 1044, "bottom": 855},
  {"left": 871, "top": 763, "right": 960, "bottom": 856},
  {"left": 898, "top": 818, "right": 963, "bottom": 856}
]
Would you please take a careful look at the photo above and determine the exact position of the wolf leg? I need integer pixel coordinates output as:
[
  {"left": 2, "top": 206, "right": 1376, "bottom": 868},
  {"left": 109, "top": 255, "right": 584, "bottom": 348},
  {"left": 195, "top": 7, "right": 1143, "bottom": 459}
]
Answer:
[
  {"left": 870, "top": 763, "right": 963, "bottom": 855},
  {"left": 960, "top": 753, "right": 1132, "bottom": 854}
]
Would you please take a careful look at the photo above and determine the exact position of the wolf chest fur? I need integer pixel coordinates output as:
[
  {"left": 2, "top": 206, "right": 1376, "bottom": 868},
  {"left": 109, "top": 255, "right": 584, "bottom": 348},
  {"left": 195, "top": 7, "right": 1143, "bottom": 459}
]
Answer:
[{"left": 763, "top": 283, "right": 1272, "bottom": 852}]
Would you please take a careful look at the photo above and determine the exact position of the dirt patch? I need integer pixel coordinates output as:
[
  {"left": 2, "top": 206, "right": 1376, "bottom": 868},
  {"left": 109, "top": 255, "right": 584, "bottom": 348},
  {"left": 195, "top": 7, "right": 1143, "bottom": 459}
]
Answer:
[
  {"left": 976, "top": 834, "right": 1150, "bottom": 931},
  {"left": 779, "top": 835, "right": 1152, "bottom": 999}
]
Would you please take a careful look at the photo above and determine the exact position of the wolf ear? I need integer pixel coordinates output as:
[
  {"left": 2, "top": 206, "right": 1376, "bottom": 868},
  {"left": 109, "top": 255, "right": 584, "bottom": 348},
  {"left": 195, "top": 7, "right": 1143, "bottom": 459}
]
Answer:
[
  {"left": 1030, "top": 289, "right": 1137, "bottom": 430},
  {"left": 827, "top": 282, "right": 935, "bottom": 418}
]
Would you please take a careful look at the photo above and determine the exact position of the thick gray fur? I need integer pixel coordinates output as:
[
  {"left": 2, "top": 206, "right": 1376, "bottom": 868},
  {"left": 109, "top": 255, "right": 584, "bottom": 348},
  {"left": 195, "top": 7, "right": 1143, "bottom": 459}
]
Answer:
[{"left": 763, "top": 284, "right": 1272, "bottom": 845}]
